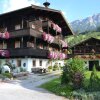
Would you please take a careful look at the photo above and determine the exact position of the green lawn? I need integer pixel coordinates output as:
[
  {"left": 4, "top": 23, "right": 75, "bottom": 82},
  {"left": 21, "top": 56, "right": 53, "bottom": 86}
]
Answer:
[
  {"left": 40, "top": 71, "right": 100, "bottom": 98},
  {"left": 40, "top": 78, "right": 73, "bottom": 97}
]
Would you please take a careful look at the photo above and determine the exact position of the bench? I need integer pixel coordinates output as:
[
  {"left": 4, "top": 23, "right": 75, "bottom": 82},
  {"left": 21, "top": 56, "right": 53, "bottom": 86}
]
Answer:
[{"left": 31, "top": 68, "right": 47, "bottom": 74}]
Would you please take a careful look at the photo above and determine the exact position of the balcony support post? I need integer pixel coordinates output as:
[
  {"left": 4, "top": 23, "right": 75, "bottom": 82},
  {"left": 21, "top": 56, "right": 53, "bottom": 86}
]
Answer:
[
  {"left": 21, "top": 37, "right": 23, "bottom": 48},
  {"left": 3, "top": 40, "right": 4, "bottom": 49},
  {"left": 34, "top": 37, "right": 36, "bottom": 48},
  {"left": 22, "top": 18, "right": 23, "bottom": 29}
]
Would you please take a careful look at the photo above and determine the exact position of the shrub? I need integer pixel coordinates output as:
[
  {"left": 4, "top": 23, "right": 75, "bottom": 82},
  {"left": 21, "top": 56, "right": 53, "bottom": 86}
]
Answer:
[
  {"left": 53, "top": 64, "right": 59, "bottom": 71},
  {"left": 48, "top": 66, "right": 52, "bottom": 72},
  {"left": 61, "top": 58, "right": 85, "bottom": 89},
  {"left": 73, "top": 72, "right": 84, "bottom": 89},
  {"left": 5, "top": 71, "right": 9, "bottom": 73},
  {"left": 2, "top": 73, "right": 13, "bottom": 79},
  {"left": 87, "top": 65, "right": 100, "bottom": 91},
  {"left": 61, "top": 64, "right": 71, "bottom": 85},
  {"left": 60, "top": 66, "right": 63, "bottom": 70},
  {"left": 71, "top": 90, "right": 100, "bottom": 100},
  {"left": 20, "top": 67, "right": 26, "bottom": 72}
]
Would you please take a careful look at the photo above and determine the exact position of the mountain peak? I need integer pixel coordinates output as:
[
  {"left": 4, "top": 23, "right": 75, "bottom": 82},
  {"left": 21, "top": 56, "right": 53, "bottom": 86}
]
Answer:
[{"left": 71, "top": 13, "right": 100, "bottom": 33}]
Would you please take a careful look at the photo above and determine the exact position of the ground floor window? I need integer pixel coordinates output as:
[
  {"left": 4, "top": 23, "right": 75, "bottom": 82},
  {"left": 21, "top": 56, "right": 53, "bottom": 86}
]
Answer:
[
  {"left": 0, "top": 43, "right": 3, "bottom": 49},
  {"left": 23, "top": 63, "right": 26, "bottom": 67},
  {"left": 17, "top": 59, "right": 21, "bottom": 67},
  {"left": 39, "top": 60, "right": 42, "bottom": 66},
  {"left": 89, "top": 60, "right": 99, "bottom": 71},
  {"left": 33, "top": 60, "right": 36, "bottom": 67}
]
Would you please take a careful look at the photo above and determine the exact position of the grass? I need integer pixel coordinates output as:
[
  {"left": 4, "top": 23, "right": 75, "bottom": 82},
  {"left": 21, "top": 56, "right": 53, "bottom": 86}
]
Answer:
[
  {"left": 40, "top": 78, "right": 73, "bottom": 97},
  {"left": 40, "top": 71, "right": 100, "bottom": 98}
]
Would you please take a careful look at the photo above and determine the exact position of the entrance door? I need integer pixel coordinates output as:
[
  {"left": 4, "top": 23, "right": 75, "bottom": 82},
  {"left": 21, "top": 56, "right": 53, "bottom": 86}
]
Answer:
[{"left": 89, "top": 60, "right": 99, "bottom": 71}]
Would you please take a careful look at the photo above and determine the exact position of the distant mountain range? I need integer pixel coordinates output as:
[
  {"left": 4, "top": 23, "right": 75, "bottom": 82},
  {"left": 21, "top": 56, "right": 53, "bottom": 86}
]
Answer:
[{"left": 70, "top": 13, "right": 100, "bottom": 33}]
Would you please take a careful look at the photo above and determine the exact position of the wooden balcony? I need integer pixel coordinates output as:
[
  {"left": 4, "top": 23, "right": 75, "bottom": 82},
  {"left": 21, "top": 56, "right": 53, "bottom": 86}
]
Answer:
[
  {"left": 72, "top": 50, "right": 100, "bottom": 55},
  {"left": 9, "top": 28, "right": 43, "bottom": 38},
  {"left": 72, "top": 45, "right": 100, "bottom": 55},
  {"left": 42, "top": 21, "right": 52, "bottom": 28},
  {"left": 8, "top": 48, "right": 49, "bottom": 58}
]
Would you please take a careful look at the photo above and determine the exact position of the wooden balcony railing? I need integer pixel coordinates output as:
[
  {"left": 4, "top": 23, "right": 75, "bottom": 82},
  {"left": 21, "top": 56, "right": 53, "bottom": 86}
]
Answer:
[
  {"left": 42, "top": 21, "right": 52, "bottom": 28},
  {"left": 7, "top": 48, "right": 48, "bottom": 58},
  {"left": 42, "top": 21, "right": 62, "bottom": 34},
  {"left": 9, "top": 28, "right": 43, "bottom": 38}
]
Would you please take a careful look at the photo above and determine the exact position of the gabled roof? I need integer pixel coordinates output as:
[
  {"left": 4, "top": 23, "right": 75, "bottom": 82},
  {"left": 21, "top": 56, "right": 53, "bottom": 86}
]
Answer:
[
  {"left": 70, "top": 37, "right": 100, "bottom": 48},
  {"left": 0, "top": 5, "right": 74, "bottom": 36}
]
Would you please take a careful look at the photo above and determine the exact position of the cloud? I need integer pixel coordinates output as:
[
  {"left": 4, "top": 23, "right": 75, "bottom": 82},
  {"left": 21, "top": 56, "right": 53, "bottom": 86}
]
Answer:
[{"left": 1, "top": 0, "right": 41, "bottom": 13}]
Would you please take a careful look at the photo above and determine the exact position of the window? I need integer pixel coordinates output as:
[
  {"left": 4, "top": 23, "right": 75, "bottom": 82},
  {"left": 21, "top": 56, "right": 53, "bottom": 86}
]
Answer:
[
  {"left": 23, "top": 63, "right": 26, "bottom": 67},
  {"left": 32, "top": 24, "right": 35, "bottom": 29},
  {"left": 27, "top": 42, "right": 34, "bottom": 48},
  {"left": 27, "top": 42, "right": 30, "bottom": 47},
  {"left": 39, "top": 60, "right": 42, "bottom": 66},
  {"left": 15, "top": 41, "right": 20, "bottom": 48},
  {"left": 59, "top": 63, "right": 61, "bottom": 66},
  {"left": 3, "top": 42, "right": 7, "bottom": 49},
  {"left": 12, "top": 60, "right": 13, "bottom": 63},
  {"left": 39, "top": 44, "right": 43, "bottom": 49},
  {"left": 33, "top": 60, "right": 36, "bottom": 67},
  {"left": 0, "top": 43, "right": 3, "bottom": 49},
  {"left": 17, "top": 59, "right": 21, "bottom": 67},
  {"left": 15, "top": 24, "right": 21, "bottom": 30}
]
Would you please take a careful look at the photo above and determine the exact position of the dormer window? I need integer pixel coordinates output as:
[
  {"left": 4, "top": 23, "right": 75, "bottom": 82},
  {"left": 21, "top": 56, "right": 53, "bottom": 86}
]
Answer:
[{"left": 15, "top": 24, "right": 21, "bottom": 30}]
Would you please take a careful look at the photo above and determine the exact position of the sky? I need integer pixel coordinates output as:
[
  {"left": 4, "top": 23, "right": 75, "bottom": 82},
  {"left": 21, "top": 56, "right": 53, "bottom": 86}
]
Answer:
[{"left": 0, "top": 0, "right": 100, "bottom": 22}]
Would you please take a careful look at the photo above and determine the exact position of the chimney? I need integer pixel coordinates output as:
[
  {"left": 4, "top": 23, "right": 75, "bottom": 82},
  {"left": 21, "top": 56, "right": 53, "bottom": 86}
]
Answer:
[{"left": 43, "top": 0, "right": 50, "bottom": 8}]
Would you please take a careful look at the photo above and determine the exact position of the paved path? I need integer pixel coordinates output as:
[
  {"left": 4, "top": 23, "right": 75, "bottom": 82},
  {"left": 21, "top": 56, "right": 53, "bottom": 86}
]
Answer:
[{"left": 0, "top": 71, "right": 68, "bottom": 100}]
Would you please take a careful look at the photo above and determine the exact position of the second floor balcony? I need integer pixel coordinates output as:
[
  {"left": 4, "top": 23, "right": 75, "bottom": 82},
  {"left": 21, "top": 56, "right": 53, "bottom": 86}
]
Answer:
[
  {"left": 8, "top": 48, "right": 48, "bottom": 58},
  {"left": 9, "top": 28, "right": 43, "bottom": 38}
]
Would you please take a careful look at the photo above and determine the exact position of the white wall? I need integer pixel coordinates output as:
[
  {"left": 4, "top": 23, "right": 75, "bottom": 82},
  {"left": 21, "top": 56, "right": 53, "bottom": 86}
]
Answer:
[{"left": 0, "top": 58, "right": 65, "bottom": 72}]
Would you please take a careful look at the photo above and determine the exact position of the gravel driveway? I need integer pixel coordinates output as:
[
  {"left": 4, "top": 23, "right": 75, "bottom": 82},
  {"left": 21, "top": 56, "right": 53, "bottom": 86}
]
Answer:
[{"left": 0, "top": 71, "right": 68, "bottom": 100}]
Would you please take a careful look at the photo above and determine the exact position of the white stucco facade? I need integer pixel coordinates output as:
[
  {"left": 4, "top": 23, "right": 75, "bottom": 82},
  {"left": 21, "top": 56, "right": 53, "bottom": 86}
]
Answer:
[{"left": 0, "top": 58, "right": 64, "bottom": 72}]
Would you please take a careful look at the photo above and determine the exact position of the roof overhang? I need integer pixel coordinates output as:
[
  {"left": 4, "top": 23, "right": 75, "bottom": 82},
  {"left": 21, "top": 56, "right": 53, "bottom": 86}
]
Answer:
[{"left": 0, "top": 5, "right": 74, "bottom": 36}]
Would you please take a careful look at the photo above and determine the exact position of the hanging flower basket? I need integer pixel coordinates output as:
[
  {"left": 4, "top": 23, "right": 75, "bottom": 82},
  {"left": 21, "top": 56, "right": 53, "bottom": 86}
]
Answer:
[
  {"left": 42, "top": 32, "right": 54, "bottom": 43},
  {"left": 0, "top": 50, "right": 10, "bottom": 57},
  {"left": 82, "top": 55, "right": 86, "bottom": 59},
  {"left": 51, "top": 22, "right": 62, "bottom": 33},
  {"left": 0, "top": 31, "right": 10, "bottom": 39},
  {"left": 60, "top": 40, "right": 68, "bottom": 48},
  {"left": 96, "top": 54, "right": 100, "bottom": 58},
  {"left": 48, "top": 51, "right": 66, "bottom": 60},
  {"left": 85, "top": 55, "right": 89, "bottom": 59},
  {"left": 90, "top": 55, "right": 96, "bottom": 59}
]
